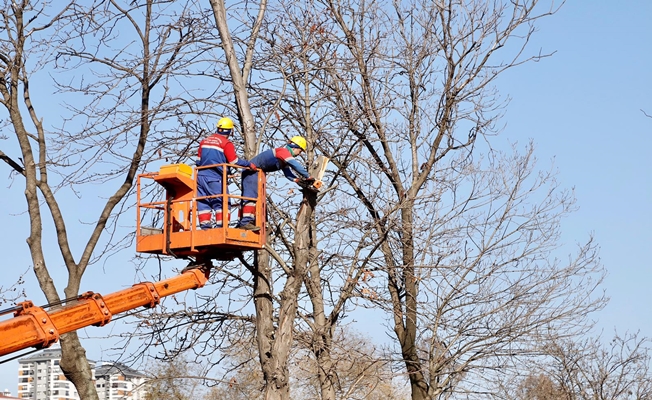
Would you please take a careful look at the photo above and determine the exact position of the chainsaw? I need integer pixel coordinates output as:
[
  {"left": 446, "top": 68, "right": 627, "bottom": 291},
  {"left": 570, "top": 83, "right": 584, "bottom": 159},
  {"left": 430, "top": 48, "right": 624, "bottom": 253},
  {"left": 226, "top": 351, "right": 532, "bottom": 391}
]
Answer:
[{"left": 297, "top": 177, "right": 322, "bottom": 193}]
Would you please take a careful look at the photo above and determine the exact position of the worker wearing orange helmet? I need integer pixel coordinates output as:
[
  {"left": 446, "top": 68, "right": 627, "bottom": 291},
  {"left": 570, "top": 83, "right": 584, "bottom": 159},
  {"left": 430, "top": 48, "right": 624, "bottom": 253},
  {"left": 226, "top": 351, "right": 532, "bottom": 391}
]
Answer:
[
  {"left": 196, "top": 117, "right": 256, "bottom": 229},
  {"left": 237, "top": 136, "right": 315, "bottom": 231}
]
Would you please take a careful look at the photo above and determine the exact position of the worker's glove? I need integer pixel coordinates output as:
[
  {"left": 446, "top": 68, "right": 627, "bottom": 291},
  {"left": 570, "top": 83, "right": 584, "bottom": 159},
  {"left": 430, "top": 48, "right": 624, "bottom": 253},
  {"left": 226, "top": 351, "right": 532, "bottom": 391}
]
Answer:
[
  {"left": 304, "top": 176, "right": 316, "bottom": 183},
  {"left": 249, "top": 163, "right": 257, "bottom": 170}
]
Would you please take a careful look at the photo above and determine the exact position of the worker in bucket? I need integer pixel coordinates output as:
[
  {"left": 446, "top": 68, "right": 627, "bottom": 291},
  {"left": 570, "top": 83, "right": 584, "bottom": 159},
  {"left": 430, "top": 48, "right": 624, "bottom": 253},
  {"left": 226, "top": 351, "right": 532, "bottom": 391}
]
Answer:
[
  {"left": 196, "top": 117, "right": 256, "bottom": 229},
  {"left": 237, "top": 136, "right": 315, "bottom": 231}
]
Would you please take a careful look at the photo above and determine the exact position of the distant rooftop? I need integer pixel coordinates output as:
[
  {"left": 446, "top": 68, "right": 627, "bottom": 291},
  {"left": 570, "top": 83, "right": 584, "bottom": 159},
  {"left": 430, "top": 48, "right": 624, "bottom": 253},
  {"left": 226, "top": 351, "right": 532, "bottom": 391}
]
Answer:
[
  {"left": 18, "top": 346, "right": 63, "bottom": 362},
  {"left": 18, "top": 346, "right": 95, "bottom": 364},
  {"left": 96, "top": 362, "right": 146, "bottom": 379}
]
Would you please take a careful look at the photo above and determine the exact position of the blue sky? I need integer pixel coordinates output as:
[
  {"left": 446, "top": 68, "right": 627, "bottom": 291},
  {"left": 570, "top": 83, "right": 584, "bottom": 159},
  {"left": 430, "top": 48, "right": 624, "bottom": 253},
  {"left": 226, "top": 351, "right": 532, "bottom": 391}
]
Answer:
[
  {"left": 497, "top": 0, "right": 652, "bottom": 335},
  {"left": 1, "top": 0, "right": 651, "bottom": 394},
  {"left": 501, "top": 0, "right": 652, "bottom": 337}
]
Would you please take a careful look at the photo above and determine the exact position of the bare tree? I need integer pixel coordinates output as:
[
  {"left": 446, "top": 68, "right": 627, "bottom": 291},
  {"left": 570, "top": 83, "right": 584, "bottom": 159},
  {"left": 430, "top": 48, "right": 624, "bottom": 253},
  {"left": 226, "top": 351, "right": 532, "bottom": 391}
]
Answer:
[
  {"left": 546, "top": 333, "right": 652, "bottom": 400},
  {"left": 507, "top": 374, "right": 566, "bottom": 400},
  {"left": 292, "top": 327, "right": 411, "bottom": 400},
  {"left": 0, "top": 1, "right": 224, "bottom": 398},
  {"left": 497, "top": 333, "right": 652, "bottom": 400},
  {"left": 207, "top": 1, "right": 327, "bottom": 398},
  {"left": 203, "top": 335, "right": 265, "bottom": 400},
  {"left": 267, "top": 0, "right": 607, "bottom": 398},
  {"left": 144, "top": 355, "right": 210, "bottom": 400},
  {"left": 236, "top": 2, "right": 371, "bottom": 397},
  {"left": 0, "top": 2, "right": 100, "bottom": 398}
]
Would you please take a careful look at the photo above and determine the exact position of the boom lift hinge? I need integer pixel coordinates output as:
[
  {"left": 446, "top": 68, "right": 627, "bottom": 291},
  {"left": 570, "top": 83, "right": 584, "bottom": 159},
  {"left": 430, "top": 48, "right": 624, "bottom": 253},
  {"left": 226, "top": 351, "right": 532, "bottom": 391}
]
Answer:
[
  {"left": 131, "top": 282, "right": 161, "bottom": 308},
  {"left": 14, "top": 301, "right": 59, "bottom": 349}
]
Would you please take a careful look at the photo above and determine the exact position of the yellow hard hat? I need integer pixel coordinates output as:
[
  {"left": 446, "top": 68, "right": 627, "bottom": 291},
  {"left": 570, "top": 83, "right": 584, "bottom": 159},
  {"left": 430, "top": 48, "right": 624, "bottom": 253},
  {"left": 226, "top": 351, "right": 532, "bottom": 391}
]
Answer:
[
  {"left": 290, "top": 136, "right": 307, "bottom": 151},
  {"left": 216, "top": 117, "right": 234, "bottom": 131}
]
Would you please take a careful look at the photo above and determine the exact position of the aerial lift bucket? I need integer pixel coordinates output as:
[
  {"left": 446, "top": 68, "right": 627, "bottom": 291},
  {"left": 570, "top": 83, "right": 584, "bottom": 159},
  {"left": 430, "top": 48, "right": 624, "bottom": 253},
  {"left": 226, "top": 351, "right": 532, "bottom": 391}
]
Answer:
[{"left": 135, "top": 163, "right": 266, "bottom": 261}]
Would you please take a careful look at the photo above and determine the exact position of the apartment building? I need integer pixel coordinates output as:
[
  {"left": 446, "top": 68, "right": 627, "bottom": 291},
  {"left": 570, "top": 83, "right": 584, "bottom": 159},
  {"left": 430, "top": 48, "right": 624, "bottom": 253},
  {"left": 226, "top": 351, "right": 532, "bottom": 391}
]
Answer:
[
  {"left": 17, "top": 349, "right": 148, "bottom": 400},
  {"left": 17, "top": 347, "right": 94, "bottom": 400},
  {"left": 95, "top": 363, "right": 147, "bottom": 400}
]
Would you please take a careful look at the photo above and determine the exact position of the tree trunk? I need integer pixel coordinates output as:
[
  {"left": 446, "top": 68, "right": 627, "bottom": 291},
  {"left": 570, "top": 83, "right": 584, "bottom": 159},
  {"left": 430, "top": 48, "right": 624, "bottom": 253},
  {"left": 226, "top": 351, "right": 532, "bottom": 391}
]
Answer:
[
  {"left": 252, "top": 247, "right": 285, "bottom": 399},
  {"left": 305, "top": 240, "right": 336, "bottom": 400},
  {"left": 252, "top": 194, "right": 316, "bottom": 399},
  {"left": 394, "top": 206, "right": 429, "bottom": 400},
  {"left": 208, "top": 0, "right": 266, "bottom": 157},
  {"left": 305, "top": 220, "right": 335, "bottom": 400},
  {"left": 60, "top": 333, "right": 99, "bottom": 400}
]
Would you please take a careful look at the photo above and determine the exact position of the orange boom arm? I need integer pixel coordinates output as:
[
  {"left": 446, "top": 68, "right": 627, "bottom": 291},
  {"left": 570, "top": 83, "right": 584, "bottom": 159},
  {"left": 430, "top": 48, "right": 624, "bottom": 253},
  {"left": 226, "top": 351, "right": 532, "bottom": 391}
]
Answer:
[{"left": 0, "top": 268, "right": 209, "bottom": 357}]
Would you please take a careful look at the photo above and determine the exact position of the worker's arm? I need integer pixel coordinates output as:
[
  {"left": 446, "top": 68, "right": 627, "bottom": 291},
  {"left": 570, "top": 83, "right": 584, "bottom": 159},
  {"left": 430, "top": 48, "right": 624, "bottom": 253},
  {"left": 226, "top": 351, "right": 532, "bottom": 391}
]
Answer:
[
  {"left": 281, "top": 167, "right": 300, "bottom": 181},
  {"left": 197, "top": 138, "right": 205, "bottom": 159},
  {"left": 223, "top": 141, "right": 254, "bottom": 169},
  {"left": 274, "top": 148, "right": 310, "bottom": 180}
]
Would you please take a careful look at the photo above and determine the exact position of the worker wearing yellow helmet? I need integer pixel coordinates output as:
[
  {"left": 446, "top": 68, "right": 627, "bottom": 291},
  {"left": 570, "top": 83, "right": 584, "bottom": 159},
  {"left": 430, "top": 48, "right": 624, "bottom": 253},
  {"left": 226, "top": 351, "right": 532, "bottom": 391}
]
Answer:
[
  {"left": 216, "top": 116, "right": 234, "bottom": 132},
  {"left": 236, "top": 136, "right": 315, "bottom": 231},
  {"left": 289, "top": 135, "right": 306, "bottom": 151},
  {"left": 196, "top": 117, "right": 256, "bottom": 230}
]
